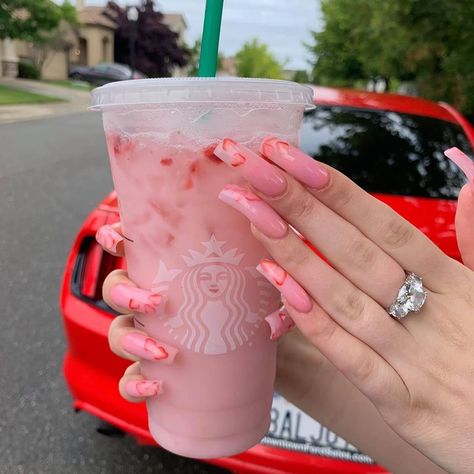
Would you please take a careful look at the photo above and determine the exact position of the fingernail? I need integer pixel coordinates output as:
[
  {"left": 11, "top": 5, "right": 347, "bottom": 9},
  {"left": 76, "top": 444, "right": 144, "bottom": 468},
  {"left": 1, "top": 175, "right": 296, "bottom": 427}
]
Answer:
[
  {"left": 96, "top": 224, "right": 123, "bottom": 253},
  {"left": 110, "top": 284, "right": 164, "bottom": 314},
  {"left": 261, "top": 137, "right": 329, "bottom": 189},
  {"left": 122, "top": 332, "right": 177, "bottom": 363},
  {"left": 265, "top": 306, "right": 296, "bottom": 340},
  {"left": 444, "top": 147, "right": 474, "bottom": 194},
  {"left": 218, "top": 185, "right": 288, "bottom": 238},
  {"left": 125, "top": 379, "right": 163, "bottom": 398},
  {"left": 257, "top": 259, "right": 312, "bottom": 313},
  {"left": 214, "top": 138, "right": 287, "bottom": 197}
]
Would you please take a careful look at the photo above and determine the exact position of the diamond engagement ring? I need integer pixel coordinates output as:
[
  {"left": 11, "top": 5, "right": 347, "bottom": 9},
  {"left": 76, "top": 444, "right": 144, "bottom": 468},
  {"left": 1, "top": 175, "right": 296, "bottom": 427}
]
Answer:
[{"left": 388, "top": 272, "right": 427, "bottom": 319}]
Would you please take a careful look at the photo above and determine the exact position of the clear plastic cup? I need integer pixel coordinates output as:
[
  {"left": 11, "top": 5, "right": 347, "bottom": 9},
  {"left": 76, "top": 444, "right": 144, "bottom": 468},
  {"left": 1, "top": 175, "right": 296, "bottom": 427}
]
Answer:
[{"left": 91, "top": 78, "right": 313, "bottom": 458}]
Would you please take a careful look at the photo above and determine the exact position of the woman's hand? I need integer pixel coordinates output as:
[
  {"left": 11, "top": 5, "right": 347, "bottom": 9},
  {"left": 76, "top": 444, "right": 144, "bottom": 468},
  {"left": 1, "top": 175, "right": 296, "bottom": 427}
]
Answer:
[{"left": 213, "top": 139, "right": 474, "bottom": 474}]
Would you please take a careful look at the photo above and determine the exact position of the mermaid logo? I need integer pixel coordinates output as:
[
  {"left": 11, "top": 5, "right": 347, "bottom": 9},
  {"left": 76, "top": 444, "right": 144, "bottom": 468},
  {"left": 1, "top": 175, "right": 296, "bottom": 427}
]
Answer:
[{"left": 152, "top": 235, "right": 275, "bottom": 355}]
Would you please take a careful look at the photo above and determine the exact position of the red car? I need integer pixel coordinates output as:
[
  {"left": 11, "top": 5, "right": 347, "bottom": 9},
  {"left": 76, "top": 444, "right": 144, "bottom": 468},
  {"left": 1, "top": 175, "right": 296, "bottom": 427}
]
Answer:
[{"left": 60, "top": 86, "right": 474, "bottom": 474}]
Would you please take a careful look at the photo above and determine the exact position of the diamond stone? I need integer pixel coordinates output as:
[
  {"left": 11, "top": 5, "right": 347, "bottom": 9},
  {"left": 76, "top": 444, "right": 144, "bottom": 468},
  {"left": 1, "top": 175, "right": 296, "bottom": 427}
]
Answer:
[{"left": 388, "top": 273, "right": 426, "bottom": 319}]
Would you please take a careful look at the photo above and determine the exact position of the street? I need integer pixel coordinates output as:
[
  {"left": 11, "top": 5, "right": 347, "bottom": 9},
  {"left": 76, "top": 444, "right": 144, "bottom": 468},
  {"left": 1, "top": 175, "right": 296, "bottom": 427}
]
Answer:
[{"left": 0, "top": 112, "right": 227, "bottom": 473}]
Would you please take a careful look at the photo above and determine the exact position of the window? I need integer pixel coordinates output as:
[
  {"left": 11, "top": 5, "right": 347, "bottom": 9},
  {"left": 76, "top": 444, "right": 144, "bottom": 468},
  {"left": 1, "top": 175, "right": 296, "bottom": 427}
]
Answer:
[{"left": 301, "top": 106, "right": 473, "bottom": 199}]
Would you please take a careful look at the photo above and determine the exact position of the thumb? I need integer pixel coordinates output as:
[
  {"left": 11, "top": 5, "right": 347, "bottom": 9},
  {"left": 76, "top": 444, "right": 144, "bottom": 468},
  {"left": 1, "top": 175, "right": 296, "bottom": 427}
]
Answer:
[{"left": 444, "top": 148, "right": 474, "bottom": 270}]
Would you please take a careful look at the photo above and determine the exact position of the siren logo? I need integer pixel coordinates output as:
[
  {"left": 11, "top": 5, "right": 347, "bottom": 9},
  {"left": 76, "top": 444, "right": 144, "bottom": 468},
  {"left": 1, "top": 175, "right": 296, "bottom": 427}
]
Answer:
[{"left": 152, "top": 235, "right": 275, "bottom": 355}]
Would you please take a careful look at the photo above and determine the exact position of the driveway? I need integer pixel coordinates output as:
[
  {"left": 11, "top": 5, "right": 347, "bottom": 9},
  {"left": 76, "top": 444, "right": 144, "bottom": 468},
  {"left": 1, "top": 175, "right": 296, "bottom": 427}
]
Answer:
[
  {"left": 0, "top": 78, "right": 91, "bottom": 125},
  {"left": 0, "top": 112, "right": 227, "bottom": 474}
]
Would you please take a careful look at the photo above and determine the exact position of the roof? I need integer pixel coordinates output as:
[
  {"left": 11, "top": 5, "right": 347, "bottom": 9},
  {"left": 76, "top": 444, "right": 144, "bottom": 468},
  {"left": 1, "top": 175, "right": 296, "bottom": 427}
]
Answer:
[
  {"left": 163, "top": 13, "right": 187, "bottom": 29},
  {"left": 311, "top": 86, "right": 456, "bottom": 123},
  {"left": 78, "top": 6, "right": 116, "bottom": 30}
]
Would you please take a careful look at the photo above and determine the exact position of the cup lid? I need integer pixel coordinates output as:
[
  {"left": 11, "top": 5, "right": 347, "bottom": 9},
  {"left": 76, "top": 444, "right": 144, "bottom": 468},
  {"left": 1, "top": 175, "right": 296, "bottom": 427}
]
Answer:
[{"left": 90, "top": 77, "right": 314, "bottom": 110}]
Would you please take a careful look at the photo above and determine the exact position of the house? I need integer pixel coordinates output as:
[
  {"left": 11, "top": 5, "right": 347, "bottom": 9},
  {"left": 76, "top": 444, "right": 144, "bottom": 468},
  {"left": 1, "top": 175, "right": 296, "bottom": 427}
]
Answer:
[{"left": 0, "top": 0, "right": 188, "bottom": 80}]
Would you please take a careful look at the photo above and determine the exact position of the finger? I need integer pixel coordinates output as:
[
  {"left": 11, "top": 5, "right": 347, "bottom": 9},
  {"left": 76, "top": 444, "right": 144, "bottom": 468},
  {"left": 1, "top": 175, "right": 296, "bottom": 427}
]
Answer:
[
  {"left": 265, "top": 306, "right": 295, "bottom": 340},
  {"left": 119, "top": 361, "right": 163, "bottom": 403},
  {"left": 108, "top": 314, "right": 178, "bottom": 363},
  {"left": 96, "top": 222, "right": 125, "bottom": 256},
  {"left": 444, "top": 148, "right": 474, "bottom": 270},
  {"left": 218, "top": 169, "right": 405, "bottom": 309},
  {"left": 260, "top": 137, "right": 460, "bottom": 292},
  {"left": 103, "top": 269, "right": 165, "bottom": 314},
  {"left": 252, "top": 226, "right": 414, "bottom": 365},
  {"left": 281, "top": 296, "right": 407, "bottom": 411}
]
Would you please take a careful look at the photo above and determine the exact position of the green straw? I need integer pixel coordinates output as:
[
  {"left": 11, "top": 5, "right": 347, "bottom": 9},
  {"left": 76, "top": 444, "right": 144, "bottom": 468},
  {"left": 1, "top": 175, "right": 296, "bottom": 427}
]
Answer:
[{"left": 198, "top": 0, "right": 224, "bottom": 77}]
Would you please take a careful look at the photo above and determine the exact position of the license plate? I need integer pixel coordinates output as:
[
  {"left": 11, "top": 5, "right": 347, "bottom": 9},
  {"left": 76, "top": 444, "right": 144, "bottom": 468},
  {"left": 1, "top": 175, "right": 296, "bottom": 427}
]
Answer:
[{"left": 261, "top": 393, "right": 375, "bottom": 465}]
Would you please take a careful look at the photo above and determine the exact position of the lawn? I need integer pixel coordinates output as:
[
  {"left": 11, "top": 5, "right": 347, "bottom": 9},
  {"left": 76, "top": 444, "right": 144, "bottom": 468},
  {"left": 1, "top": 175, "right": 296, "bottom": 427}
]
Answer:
[{"left": 0, "top": 85, "right": 65, "bottom": 105}]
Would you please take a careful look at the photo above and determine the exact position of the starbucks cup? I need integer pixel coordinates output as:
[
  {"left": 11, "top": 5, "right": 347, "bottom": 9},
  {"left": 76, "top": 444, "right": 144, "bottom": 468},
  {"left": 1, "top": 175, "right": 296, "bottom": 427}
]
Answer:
[{"left": 91, "top": 78, "right": 313, "bottom": 458}]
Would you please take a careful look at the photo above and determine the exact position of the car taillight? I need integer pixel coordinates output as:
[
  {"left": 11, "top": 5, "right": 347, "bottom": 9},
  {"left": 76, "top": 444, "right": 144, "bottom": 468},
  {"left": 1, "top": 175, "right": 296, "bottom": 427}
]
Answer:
[{"left": 71, "top": 236, "right": 125, "bottom": 314}]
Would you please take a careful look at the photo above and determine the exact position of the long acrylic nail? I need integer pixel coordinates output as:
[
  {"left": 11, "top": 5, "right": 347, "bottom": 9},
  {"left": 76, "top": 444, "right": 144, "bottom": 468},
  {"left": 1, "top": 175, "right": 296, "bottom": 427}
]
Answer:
[
  {"left": 110, "top": 284, "right": 164, "bottom": 314},
  {"left": 96, "top": 224, "right": 124, "bottom": 253},
  {"left": 122, "top": 332, "right": 177, "bottom": 363},
  {"left": 257, "top": 259, "right": 313, "bottom": 313},
  {"left": 444, "top": 147, "right": 474, "bottom": 194},
  {"left": 214, "top": 138, "right": 287, "bottom": 197},
  {"left": 261, "top": 137, "right": 329, "bottom": 189},
  {"left": 265, "top": 306, "right": 296, "bottom": 340},
  {"left": 219, "top": 185, "right": 288, "bottom": 238},
  {"left": 125, "top": 379, "right": 163, "bottom": 398}
]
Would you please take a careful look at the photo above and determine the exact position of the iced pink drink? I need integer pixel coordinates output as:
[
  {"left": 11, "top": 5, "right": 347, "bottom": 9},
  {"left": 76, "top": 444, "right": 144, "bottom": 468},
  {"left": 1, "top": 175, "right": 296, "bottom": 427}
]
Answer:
[{"left": 92, "top": 78, "right": 313, "bottom": 458}]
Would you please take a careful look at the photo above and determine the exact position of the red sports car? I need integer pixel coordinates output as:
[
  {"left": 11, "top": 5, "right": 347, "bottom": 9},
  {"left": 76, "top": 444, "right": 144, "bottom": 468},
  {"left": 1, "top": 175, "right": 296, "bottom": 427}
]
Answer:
[{"left": 60, "top": 86, "right": 474, "bottom": 474}]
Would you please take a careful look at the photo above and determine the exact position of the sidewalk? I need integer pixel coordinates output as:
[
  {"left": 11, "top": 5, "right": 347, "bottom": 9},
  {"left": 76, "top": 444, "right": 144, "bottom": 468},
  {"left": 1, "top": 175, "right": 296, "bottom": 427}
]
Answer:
[{"left": 0, "top": 78, "right": 91, "bottom": 124}]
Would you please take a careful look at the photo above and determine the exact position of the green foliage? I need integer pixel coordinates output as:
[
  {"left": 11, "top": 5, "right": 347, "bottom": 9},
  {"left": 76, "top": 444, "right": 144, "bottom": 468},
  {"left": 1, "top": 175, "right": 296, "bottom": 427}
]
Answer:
[
  {"left": 235, "top": 38, "right": 283, "bottom": 79},
  {"left": 18, "top": 61, "right": 41, "bottom": 80},
  {"left": 292, "top": 70, "right": 310, "bottom": 83},
  {"left": 0, "top": 0, "right": 64, "bottom": 41},
  {"left": 308, "top": 0, "right": 474, "bottom": 113}
]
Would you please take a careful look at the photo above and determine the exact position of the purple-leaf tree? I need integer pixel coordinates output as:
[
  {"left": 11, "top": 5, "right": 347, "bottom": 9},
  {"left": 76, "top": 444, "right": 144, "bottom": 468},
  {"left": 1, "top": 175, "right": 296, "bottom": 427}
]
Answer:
[{"left": 104, "top": 0, "right": 189, "bottom": 77}]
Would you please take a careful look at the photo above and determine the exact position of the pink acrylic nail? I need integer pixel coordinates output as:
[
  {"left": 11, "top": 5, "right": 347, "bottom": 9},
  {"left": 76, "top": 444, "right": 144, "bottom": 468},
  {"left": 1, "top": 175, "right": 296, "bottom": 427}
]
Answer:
[
  {"left": 444, "top": 147, "right": 474, "bottom": 193},
  {"left": 122, "top": 332, "right": 177, "bottom": 363},
  {"left": 110, "top": 284, "right": 164, "bottom": 314},
  {"left": 125, "top": 379, "right": 163, "bottom": 398},
  {"left": 257, "top": 259, "right": 312, "bottom": 313},
  {"left": 214, "top": 138, "right": 287, "bottom": 197},
  {"left": 265, "top": 306, "right": 296, "bottom": 340},
  {"left": 218, "top": 184, "right": 288, "bottom": 239},
  {"left": 95, "top": 224, "right": 123, "bottom": 253},
  {"left": 261, "top": 137, "right": 330, "bottom": 189}
]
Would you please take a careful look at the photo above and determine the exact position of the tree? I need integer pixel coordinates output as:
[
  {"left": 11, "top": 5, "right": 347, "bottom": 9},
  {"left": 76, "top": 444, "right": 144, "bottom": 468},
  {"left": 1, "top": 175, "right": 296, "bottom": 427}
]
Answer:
[
  {"left": 186, "top": 39, "right": 223, "bottom": 76},
  {"left": 105, "top": 0, "right": 188, "bottom": 77},
  {"left": 235, "top": 38, "right": 284, "bottom": 79},
  {"left": 307, "top": 0, "right": 474, "bottom": 113},
  {"left": 292, "top": 70, "right": 310, "bottom": 83},
  {"left": 0, "top": 0, "right": 65, "bottom": 41}
]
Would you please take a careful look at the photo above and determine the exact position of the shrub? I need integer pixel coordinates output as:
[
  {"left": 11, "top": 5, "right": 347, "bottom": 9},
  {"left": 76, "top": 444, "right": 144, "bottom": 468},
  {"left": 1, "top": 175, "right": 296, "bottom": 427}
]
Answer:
[{"left": 18, "top": 61, "right": 41, "bottom": 80}]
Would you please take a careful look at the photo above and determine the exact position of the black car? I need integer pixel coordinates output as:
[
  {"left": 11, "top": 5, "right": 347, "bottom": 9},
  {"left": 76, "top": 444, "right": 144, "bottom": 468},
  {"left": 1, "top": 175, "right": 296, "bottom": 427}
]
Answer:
[{"left": 68, "top": 63, "right": 146, "bottom": 86}]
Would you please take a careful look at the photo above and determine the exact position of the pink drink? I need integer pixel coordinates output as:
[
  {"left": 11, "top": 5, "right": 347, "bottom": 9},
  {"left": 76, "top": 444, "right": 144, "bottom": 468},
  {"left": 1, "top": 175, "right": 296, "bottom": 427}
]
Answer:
[{"left": 92, "top": 78, "right": 313, "bottom": 458}]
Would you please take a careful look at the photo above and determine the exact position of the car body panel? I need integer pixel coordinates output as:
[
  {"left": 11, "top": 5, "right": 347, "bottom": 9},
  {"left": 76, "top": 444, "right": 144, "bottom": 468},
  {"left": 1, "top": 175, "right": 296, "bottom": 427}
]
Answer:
[{"left": 60, "top": 86, "right": 473, "bottom": 473}]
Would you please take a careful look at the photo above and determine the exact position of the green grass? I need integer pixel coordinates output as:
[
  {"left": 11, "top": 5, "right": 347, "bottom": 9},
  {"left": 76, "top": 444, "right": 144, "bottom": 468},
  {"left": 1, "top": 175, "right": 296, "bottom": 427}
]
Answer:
[
  {"left": 0, "top": 85, "right": 65, "bottom": 105},
  {"left": 44, "top": 79, "right": 93, "bottom": 91}
]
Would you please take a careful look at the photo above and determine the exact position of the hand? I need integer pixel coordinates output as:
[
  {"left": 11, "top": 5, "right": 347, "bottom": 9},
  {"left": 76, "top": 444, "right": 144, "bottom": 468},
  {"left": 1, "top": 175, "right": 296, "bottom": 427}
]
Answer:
[{"left": 214, "top": 138, "right": 474, "bottom": 474}]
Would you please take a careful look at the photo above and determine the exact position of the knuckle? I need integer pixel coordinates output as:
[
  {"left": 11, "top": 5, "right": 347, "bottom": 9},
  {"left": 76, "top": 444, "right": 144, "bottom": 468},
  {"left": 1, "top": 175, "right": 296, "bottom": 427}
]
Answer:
[
  {"left": 278, "top": 236, "right": 309, "bottom": 267},
  {"left": 381, "top": 217, "right": 414, "bottom": 249},
  {"left": 350, "top": 354, "right": 376, "bottom": 385},
  {"left": 324, "top": 181, "right": 353, "bottom": 210},
  {"left": 334, "top": 290, "right": 366, "bottom": 321},
  {"left": 290, "top": 186, "right": 317, "bottom": 221},
  {"left": 307, "top": 310, "right": 338, "bottom": 345},
  {"left": 347, "top": 236, "right": 378, "bottom": 272}
]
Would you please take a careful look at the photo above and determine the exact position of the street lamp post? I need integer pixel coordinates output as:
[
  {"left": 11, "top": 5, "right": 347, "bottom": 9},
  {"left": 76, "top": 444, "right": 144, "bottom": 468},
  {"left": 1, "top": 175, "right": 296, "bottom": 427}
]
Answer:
[{"left": 127, "top": 6, "right": 138, "bottom": 74}]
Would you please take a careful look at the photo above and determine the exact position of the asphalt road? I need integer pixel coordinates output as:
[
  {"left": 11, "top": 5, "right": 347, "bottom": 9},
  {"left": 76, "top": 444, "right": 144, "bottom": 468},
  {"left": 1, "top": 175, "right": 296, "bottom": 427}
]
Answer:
[{"left": 0, "top": 112, "right": 228, "bottom": 474}]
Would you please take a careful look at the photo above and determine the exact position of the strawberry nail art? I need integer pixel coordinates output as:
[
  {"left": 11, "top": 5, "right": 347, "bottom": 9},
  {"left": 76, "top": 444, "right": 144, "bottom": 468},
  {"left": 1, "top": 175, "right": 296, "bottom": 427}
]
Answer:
[
  {"left": 265, "top": 306, "right": 296, "bottom": 340},
  {"left": 110, "top": 284, "right": 164, "bottom": 314},
  {"left": 214, "top": 138, "right": 287, "bottom": 197},
  {"left": 257, "top": 259, "right": 313, "bottom": 313},
  {"left": 218, "top": 184, "right": 288, "bottom": 239},
  {"left": 122, "top": 332, "right": 177, "bottom": 363},
  {"left": 95, "top": 224, "right": 123, "bottom": 253},
  {"left": 261, "top": 137, "right": 330, "bottom": 189},
  {"left": 125, "top": 379, "right": 163, "bottom": 398}
]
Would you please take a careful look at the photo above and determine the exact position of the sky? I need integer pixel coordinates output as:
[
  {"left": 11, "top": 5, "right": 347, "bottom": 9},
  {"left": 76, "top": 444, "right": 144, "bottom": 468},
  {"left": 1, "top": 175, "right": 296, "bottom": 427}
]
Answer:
[{"left": 71, "top": 0, "right": 322, "bottom": 70}]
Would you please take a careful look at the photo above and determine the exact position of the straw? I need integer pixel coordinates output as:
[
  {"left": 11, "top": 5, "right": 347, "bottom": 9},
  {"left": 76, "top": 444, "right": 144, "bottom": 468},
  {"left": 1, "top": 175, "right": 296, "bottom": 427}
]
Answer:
[{"left": 198, "top": 0, "right": 224, "bottom": 77}]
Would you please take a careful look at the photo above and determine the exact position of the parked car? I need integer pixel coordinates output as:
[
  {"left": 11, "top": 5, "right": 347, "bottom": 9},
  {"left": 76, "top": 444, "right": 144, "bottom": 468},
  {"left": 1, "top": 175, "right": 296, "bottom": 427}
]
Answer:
[
  {"left": 69, "top": 62, "right": 147, "bottom": 86},
  {"left": 60, "top": 86, "right": 474, "bottom": 474}
]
